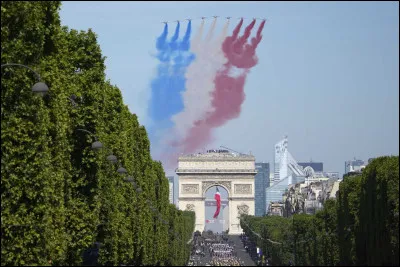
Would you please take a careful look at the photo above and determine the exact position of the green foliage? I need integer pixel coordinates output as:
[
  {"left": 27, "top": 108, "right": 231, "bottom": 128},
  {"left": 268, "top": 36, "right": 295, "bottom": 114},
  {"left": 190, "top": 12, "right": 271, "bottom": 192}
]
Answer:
[
  {"left": 356, "top": 156, "right": 399, "bottom": 266},
  {"left": 241, "top": 156, "right": 398, "bottom": 266},
  {"left": 1, "top": 1, "right": 195, "bottom": 266},
  {"left": 337, "top": 173, "right": 362, "bottom": 265}
]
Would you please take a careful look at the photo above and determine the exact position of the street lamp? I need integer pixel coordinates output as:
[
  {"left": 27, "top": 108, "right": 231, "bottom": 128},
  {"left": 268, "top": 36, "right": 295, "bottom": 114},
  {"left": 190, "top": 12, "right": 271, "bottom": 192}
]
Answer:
[
  {"left": 1, "top": 63, "right": 49, "bottom": 96},
  {"left": 136, "top": 187, "right": 142, "bottom": 193},
  {"left": 124, "top": 176, "right": 135, "bottom": 183},
  {"left": 2, "top": 64, "right": 81, "bottom": 108},
  {"left": 123, "top": 175, "right": 142, "bottom": 193},
  {"left": 123, "top": 175, "right": 142, "bottom": 192},
  {"left": 117, "top": 166, "right": 127, "bottom": 174},
  {"left": 92, "top": 141, "right": 103, "bottom": 151},
  {"left": 106, "top": 154, "right": 118, "bottom": 164},
  {"left": 75, "top": 128, "right": 103, "bottom": 151}
]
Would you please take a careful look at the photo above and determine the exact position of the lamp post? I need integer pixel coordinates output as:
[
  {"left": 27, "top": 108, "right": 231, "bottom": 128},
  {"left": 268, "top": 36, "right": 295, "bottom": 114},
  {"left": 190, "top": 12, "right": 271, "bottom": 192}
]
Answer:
[
  {"left": 123, "top": 175, "right": 142, "bottom": 193},
  {"left": 2, "top": 64, "right": 80, "bottom": 108},
  {"left": 106, "top": 154, "right": 118, "bottom": 164},
  {"left": 1, "top": 63, "right": 49, "bottom": 96},
  {"left": 75, "top": 128, "right": 103, "bottom": 151},
  {"left": 117, "top": 166, "right": 127, "bottom": 174},
  {"left": 1, "top": 63, "right": 49, "bottom": 122}
]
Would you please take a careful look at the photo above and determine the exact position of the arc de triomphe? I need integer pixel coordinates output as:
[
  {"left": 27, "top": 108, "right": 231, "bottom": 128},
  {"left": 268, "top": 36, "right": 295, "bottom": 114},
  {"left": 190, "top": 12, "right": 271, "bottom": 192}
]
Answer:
[{"left": 177, "top": 150, "right": 256, "bottom": 235}]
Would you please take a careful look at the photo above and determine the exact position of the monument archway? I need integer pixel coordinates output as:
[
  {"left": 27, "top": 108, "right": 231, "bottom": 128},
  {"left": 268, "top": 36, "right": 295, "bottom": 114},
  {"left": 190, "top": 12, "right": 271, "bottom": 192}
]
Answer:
[{"left": 176, "top": 150, "right": 256, "bottom": 235}]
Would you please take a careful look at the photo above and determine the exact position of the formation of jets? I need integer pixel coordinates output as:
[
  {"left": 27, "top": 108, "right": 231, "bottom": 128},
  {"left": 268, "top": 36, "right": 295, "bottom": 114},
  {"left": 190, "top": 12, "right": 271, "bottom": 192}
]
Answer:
[{"left": 161, "top": 16, "right": 267, "bottom": 24}]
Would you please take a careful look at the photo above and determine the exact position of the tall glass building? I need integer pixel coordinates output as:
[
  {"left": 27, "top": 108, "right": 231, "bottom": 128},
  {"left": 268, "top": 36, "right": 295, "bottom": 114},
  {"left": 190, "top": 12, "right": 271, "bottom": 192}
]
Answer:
[
  {"left": 273, "top": 137, "right": 288, "bottom": 184},
  {"left": 254, "top": 162, "right": 270, "bottom": 216},
  {"left": 266, "top": 136, "right": 305, "bottom": 213}
]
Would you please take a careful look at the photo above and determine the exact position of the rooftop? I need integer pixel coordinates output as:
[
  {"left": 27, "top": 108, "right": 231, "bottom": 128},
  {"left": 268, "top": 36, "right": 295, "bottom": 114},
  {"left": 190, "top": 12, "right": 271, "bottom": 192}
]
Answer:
[{"left": 178, "top": 149, "right": 255, "bottom": 160}]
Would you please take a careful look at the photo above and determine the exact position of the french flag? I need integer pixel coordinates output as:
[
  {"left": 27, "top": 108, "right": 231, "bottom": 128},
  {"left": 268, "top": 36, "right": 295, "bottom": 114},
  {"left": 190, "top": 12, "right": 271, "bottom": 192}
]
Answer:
[{"left": 213, "top": 187, "right": 221, "bottom": 218}]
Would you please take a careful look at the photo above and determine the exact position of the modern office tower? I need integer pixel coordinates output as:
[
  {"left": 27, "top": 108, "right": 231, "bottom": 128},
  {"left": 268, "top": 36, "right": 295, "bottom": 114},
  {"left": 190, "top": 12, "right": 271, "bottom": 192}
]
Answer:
[
  {"left": 254, "top": 162, "right": 270, "bottom": 216},
  {"left": 344, "top": 158, "right": 366, "bottom": 174},
  {"left": 298, "top": 162, "right": 323, "bottom": 172},
  {"left": 269, "top": 172, "right": 274, "bottom": 187},
  {"left": 273, "top": 136, "right": 288, "bottom": 184},
  {"left": 267, "top": 136, "right": 306, "bottom": 214},
  {"left": 167, "top": 176, "right": 174, "bottom": 204}
]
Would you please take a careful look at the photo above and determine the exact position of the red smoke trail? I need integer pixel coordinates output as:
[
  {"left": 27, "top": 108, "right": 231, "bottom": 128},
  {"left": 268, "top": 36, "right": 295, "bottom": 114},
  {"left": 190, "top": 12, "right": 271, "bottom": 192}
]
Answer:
[
  {"left": 232, "top": 19, "right": 256, "bottom": 55},
  {"left": 181, "top": 19, "right": 265, "bottom": 154}
]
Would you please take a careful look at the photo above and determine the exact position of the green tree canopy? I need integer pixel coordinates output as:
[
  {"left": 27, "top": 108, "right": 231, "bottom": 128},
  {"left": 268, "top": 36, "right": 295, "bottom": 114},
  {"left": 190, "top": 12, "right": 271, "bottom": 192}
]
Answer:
[{"left": 1, "top": 2, "right": 195, "bottom": 266}]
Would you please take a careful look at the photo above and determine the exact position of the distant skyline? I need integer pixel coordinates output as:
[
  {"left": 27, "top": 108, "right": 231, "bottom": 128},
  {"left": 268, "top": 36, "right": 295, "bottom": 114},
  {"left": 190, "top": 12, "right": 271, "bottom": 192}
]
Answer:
[{"left": 60, "top": 1, "right": 399, "bottom": 177}]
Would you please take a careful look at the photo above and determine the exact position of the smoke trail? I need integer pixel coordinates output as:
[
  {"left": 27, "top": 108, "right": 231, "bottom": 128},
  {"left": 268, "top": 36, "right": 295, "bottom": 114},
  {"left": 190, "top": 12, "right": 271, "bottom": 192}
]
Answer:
[
  {"left": 193, "top": 20, "right": 205, "bottom": 44},
  {"left": 227, "top": 19, "right": 264, "bottom": 68},
  {"left": 169, "top": 22, "right": 180, "bottom": 52},
  {"left": 155, "top": 21, "right": 205, "bottom": 170},
  {"left": 167, "top": 21, "right": 195, "bottom": 122},
  {"left": 243, "top": 20, "right": 266, "bottom": 60},
  {"left": 147, "top": 22, "right": 195, "bottom": 156},
  {"left": 170, "top": 19, "right": 230, "bottom": 149},
  {"left": 169, "top": 20, "right": 206, "bottom": 139},
  {"left": 232, "top": 19, "right": 256, "bottom": 55},
  {"left": 181, "top": 19, "right": 265, "bottom": 154},
  {"left": 205, "top": 18, "right": 217, "bottom": 42},
  {"left": 156, "top": 24, "right": 168, "bottom": 51},
  {"left": 215, "top": 19, "right": 230, "bottom": 48}
]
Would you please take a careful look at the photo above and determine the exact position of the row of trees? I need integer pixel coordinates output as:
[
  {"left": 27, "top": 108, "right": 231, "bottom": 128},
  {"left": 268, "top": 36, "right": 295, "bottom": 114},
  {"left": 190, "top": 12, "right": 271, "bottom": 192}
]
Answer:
[
  {"left": 1, "top": 1, "right": 194, "bottom": 266},
  {"left": 240, "top": 156, "right": 399, "bottom": 266}
]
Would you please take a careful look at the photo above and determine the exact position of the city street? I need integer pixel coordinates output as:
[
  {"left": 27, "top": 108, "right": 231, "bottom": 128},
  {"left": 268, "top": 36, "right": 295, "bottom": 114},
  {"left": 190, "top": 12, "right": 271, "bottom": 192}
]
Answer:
[{"left": 230, "top": 235, "right": 257, "bottom": 266}]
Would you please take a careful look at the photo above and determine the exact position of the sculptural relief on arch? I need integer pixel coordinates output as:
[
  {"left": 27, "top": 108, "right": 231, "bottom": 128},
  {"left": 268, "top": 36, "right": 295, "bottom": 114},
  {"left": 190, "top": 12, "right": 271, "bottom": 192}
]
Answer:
[{"left": 177, "top": 150, "right": 256, "bottom": 235}]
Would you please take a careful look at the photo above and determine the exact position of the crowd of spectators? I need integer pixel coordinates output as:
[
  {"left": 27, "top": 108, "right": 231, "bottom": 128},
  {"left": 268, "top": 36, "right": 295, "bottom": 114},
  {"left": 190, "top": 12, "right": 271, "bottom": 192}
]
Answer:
[
  {"left": 188, "top": 231, "right": 245, "bottom": 266},
  {"left": 209, "top": 257, "right": 242, "bottom": 266}
]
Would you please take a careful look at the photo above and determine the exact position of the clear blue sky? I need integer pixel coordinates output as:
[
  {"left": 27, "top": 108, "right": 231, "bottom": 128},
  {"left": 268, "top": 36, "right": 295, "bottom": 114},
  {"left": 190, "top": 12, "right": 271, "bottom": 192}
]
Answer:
[{"left": 60, "top": 1, "right": 399, "bottom": 178}]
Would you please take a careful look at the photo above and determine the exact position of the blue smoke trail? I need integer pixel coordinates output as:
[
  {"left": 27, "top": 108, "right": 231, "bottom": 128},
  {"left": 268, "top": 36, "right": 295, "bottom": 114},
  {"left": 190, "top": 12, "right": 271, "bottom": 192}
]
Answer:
[
  {"left": 169, "top": 22, "right": 180, "bottom": 53},
  {"left": 148, "top": 21, "right": 195, "bottom": 153},
  {"left": 156, "top": 23, "right": 169, "bottom": 62},
  {"left": 156, "top": 24, "right": 168, "bottom": 50}
]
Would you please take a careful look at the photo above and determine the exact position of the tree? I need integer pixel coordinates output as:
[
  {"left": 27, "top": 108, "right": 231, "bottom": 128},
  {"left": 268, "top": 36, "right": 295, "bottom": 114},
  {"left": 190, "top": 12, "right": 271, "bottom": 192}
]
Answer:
[
  {"left": 241, "top": 157, "right": 398, "bottom": 266},
  {"left": 2, "top": 2, "right": 196, "bottom": 266}
]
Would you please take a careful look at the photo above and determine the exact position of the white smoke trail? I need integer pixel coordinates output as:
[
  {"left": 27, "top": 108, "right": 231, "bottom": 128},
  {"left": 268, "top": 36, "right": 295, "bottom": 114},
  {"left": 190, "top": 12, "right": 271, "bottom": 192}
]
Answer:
[
  {"left": 171, "top": 19, "right": 230, "bottom": 142},
  {"left": 205, "top": 18, "right": 217, "bottom": 42}
]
